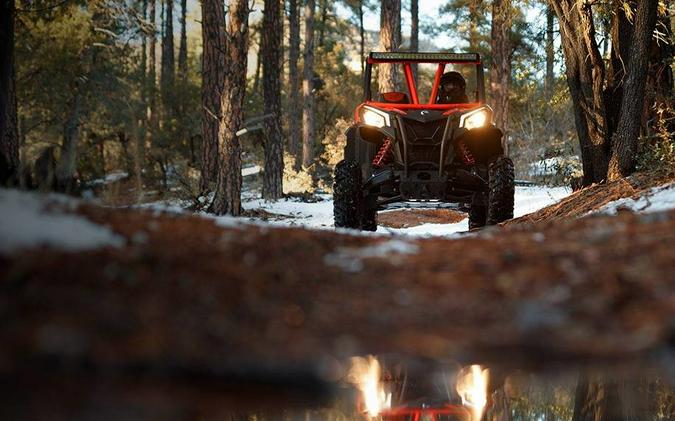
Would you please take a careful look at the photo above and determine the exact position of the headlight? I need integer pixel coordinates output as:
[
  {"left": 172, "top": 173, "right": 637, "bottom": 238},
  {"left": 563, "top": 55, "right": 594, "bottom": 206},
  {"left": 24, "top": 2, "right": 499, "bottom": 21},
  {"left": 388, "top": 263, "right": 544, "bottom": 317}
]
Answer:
[
  {"left": 460, "top": 106, "right": 493, "bottom": 130},
  {"left": 361, "top": 107, "right": 390, "bottom": 128}
]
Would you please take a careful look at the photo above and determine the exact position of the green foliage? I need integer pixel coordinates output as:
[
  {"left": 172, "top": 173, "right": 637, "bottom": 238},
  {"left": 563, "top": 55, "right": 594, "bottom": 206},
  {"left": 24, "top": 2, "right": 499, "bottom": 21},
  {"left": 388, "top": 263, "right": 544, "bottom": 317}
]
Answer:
[{"left": 16, "top": 0, "right": 202, "bottom": 196}]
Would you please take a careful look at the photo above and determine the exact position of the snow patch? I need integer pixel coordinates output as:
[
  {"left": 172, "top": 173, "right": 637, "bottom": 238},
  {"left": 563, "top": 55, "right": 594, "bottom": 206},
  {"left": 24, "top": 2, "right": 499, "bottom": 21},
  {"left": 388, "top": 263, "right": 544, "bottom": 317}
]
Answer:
[
  {"left": 242, "top": 165, "right": 261, "bottom": 177},
  {"left": 89, "top": 171, "right": 129, "bottom": 186},
  {"left": 0, "top": 189, "right": 124, "bottom": 254},
  {"left": 324, "top": 239, "right": 420, "bottom": 272},
  {"left": 597, "top": 183, "right": 675, "bottom": 215}
]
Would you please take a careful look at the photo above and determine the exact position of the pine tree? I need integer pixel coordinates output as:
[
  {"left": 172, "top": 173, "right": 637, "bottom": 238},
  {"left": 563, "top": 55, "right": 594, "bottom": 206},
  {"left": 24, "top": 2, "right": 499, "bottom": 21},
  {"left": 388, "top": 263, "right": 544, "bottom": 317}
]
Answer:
[
  {"left": 0, "top": 0, "right": 19, "bottom": 186},
  {"left": 287, "top": 0, "right": 302, "bottom": 167},
  {"left": 209, "top": 0, "right": 250, "bottom": 215},
  {"left": 199, "top": 0, "right": 226, "bottom": 192},
  {"left": 490, "top": 0, "right": 511, "bottom": 133},
  {"left": 378, "top": 0, "right": 401, "bottom": 93},
  {"left": 262, "top": 0, "right": 284, "bottom": 199},
  {"left": 302, "top": 0, "right": 316, "bottom": 168}
]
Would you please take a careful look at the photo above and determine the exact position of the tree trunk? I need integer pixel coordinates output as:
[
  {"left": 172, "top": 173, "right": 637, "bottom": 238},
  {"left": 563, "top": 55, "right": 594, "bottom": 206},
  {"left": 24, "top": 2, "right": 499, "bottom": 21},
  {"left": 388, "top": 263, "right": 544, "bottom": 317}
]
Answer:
[
  {"left": 358, "top": 0, "right": 365, "bottom": 76},
  {"left": 287, "top": 0, "right": 301, "bottom": 167},
  {"left": 199, "top": 0, "right": 226, "bottom": 192},
  {"left": 178, "top": 0, "right": 188, "bottom": 79},
  {"left": 410, "top": 0, "right": 418, "bottom": 84},
  {"left": 607, "top": 0, "right": 659, "bottom": 180},
  {"left": 262, "top": 0, "right": 284, "bottom": 199},
  {"left": 0, "top": 0, "right": 19, "bottom": 186},
  {"left": 544, "top": 6, "right": 554, "bottom": 102},
  {"left": 301, "top": 0, "right": 316, "bottom": 168},
  {"left": 56, "top": 85, "right": 81, "bottom": 194},
  {"left": 490, "top": 0, "right": 511, "bottom": 134},
  {"left": 137, "top": 0, "right": 148, "bottom": 192},
  {"left": 605, "top": 0, "right": 633, "bottom": 137},
  {"left": 209, "top": 0, "right": 249, "bottom": 215},
  {"left": 550, "top": 0, "right": 610, "bottom": 185},
  {"left": 378, "top": 0, "right": 401, "bottom": 94},
  {"left": 148, "top": 0, "right": 158, "bottom": 147},
  {"left": 161, "top": 0, "right": 175, "bottom": 107}
]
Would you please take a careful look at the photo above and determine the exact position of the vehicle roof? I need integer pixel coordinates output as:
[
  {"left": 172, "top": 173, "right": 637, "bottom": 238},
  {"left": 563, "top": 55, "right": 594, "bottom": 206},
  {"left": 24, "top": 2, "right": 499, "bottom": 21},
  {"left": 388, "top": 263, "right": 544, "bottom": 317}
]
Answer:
[{"left": 368, "top": 52, "right": 481, "bottom": 64}]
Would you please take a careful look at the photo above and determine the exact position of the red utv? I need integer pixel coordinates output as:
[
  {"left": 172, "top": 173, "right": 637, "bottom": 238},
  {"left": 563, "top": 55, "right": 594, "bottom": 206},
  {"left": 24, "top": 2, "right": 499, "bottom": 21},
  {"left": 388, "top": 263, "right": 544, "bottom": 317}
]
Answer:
[{"left": 333, "top": 52, "right": 514, "bottom": 231}]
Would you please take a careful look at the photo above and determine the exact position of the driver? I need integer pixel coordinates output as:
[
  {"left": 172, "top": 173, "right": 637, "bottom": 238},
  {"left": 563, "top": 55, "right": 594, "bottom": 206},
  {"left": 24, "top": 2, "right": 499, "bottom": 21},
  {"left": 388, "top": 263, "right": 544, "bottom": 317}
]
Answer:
[{"left": 437, "top": 71, "right": 469, "bottom": 104}]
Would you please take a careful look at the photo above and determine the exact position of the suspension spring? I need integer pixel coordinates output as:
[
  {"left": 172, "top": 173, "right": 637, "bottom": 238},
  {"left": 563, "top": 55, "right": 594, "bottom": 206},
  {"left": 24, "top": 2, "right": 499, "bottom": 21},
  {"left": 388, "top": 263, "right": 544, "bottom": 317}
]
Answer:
[
  {"left": 458, "top": 141, "right": 475, "bottom": 165},
  {"left": 372, "top": 138, "right": 393, "bottom": 168}
]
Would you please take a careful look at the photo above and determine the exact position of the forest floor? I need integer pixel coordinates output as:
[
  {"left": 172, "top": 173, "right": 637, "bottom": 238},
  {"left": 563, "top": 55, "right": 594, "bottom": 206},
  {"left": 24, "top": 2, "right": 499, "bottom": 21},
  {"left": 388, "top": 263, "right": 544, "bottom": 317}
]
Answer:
[{"left": 1, "top": 171, "right": 675, "bottom": 417}]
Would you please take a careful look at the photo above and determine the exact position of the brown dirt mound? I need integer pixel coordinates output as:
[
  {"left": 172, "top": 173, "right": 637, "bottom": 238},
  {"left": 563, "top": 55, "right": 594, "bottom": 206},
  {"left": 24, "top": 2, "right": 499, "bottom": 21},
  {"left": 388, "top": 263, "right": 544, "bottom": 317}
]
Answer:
[
  {"left": 2, "top": 197, "right": 675, "bottom": 416},
  {"left": 509, "top": 170, "right": 675, "bottom": 224},
  {"left": 378, "top": 208, "right": 466, "bottom": 228}
]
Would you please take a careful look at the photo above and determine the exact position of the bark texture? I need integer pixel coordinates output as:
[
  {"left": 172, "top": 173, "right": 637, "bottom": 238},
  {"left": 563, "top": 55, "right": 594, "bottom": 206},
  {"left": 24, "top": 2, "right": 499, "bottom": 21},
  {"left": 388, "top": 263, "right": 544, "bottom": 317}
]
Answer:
[
  {"left": 0, "top": 0, "right": 19, "bottom": 186},
  {"left": 287, "top": 0, "right": 301, "bottom": 165},
  {"left": 378, "top": 0, "right": 401, "bottom": 94},
  {"left": 148, "top": 0, "right": 159, "bottom": 146},
  {"left": 550, "top": 0, "right": 610, "bottom": 185},
  {"left": 544, "top": 6, "right": 554, "bottom": 102},
  {"left": 302, "top": 0, "right": 316, "bottom": 168},
  {"left": 608, "top": 0, "right": 659, "bottom": 180},
  {"left": 209, "top": 0, "right": 249, "bottom": 215},
  {"left": 262, "top": 0, "right": 284, "bottom": 199},
  {"left": 410, "top": 0, "right": 418, "bottom": 84},
  {"left": 199, "top": 0, "right": 226, "bottom": 192},
  {"left": 490, "top": 0, "right": 511, "bottom": 134},
  {"left": 178, "top": 0, "right": 188, "bottom": 78},
  {"left": 161, "top": 0, "right": 175, "bottom": 104}
]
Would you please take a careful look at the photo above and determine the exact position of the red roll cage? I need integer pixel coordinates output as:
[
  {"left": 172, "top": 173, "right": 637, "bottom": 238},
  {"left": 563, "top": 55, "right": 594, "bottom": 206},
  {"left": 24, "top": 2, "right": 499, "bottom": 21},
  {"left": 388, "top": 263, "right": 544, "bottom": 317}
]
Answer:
[{"left": 362, "top": 52, "right": 485, "bottom": 112}]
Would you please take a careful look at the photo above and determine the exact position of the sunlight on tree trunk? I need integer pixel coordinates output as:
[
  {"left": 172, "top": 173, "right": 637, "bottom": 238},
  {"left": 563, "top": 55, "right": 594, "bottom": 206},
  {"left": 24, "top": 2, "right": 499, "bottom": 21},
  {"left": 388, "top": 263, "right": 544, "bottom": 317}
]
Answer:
[
  {"left": 490, "top": 0, "right": 511, "bottom": 134},
  {"left": 378, "top": 0, "right": 401, "bottom": 94},
  {"left": 302, "top": 0, "right": 316, "bottom": 168},
  {"left": 209, "top": 0, "right": 249, "bottom": 215},
  {"left": 550, "top": 0, "right": 610, "bottom": 185},
  {"left": 56, "top": 85, "right": 81, "bottom": 194},
  {"left": 287, "top": 0, "right": 301, "bottom": 167}
]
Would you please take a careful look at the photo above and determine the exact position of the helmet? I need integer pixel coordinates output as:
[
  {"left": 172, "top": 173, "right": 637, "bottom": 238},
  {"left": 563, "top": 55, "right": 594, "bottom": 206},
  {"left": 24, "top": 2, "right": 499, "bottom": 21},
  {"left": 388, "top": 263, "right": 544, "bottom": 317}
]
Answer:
[{"left": 438, "top": 71, "right": 467, "bottom": 104}]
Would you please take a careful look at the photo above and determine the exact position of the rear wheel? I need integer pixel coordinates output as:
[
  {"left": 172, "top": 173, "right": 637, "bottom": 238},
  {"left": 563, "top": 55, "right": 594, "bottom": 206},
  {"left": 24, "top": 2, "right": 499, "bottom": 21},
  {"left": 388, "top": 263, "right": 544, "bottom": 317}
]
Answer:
[
  {"left": 334, "top": 160, "right": 364, "bottom": 229},
  {"left": 486, "top": 156, "right": 515, "bottom": 225}
]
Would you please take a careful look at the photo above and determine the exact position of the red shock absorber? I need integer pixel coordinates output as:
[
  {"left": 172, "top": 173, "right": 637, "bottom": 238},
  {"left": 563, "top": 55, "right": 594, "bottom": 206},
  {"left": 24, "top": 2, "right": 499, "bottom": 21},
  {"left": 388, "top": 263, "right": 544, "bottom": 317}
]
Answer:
[
  {"left": 457, "top": 141, "right": 475, "bottom": 165},
  {"left": 372, "top": 138, "right": 393, "bottom": 168}
]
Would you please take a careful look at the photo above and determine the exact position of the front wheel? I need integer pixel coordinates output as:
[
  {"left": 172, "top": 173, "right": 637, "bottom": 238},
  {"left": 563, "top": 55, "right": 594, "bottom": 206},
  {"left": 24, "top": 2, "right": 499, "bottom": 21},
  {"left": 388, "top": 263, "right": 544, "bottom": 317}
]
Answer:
[
  {"left": 334, "top": 160, "right": 364, "bottom": 229},
  {"left": 486, "top": 156, "right": 515, "bottom": 225}
]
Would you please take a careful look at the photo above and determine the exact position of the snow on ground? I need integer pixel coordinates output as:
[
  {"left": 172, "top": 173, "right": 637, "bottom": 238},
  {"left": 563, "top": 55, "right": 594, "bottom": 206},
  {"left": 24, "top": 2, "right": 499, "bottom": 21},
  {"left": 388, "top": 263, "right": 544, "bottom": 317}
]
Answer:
[
  {"left": 597, "top": 183, "right": 675, "bottom": 215},
  {"left": 237, "top": 185, "right": 572, "bottom": 237},
  {"left": 88, "top": 171, "right": 129, "bottom": 186},
  {"left": 0, "top": 189, "right": 124, "bottom": 254}
]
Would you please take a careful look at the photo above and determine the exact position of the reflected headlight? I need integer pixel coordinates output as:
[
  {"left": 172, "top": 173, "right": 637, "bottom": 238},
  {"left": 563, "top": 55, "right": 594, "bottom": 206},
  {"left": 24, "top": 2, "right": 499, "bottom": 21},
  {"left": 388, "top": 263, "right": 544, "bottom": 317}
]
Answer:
[
  {"left": 361, "top": 106, "right": 390, "bottom": 128},
  {"left": 460, "top": 106, "right": 493, "bottom": 130}
]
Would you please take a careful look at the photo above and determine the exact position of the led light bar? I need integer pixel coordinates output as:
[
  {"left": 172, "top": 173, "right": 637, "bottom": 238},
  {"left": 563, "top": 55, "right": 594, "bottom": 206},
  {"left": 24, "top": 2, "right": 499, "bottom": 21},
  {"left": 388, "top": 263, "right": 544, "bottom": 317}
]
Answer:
[{"left": 369, "top": 52, "right": 480, "bottom": 63}]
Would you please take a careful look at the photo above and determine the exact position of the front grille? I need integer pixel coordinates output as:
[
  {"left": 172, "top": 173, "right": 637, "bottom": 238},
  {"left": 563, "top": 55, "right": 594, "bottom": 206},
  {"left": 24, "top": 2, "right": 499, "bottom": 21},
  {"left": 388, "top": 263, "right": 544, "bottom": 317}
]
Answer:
[{"left": 401, "top": 118, "right": 446, "bottom": 168}]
